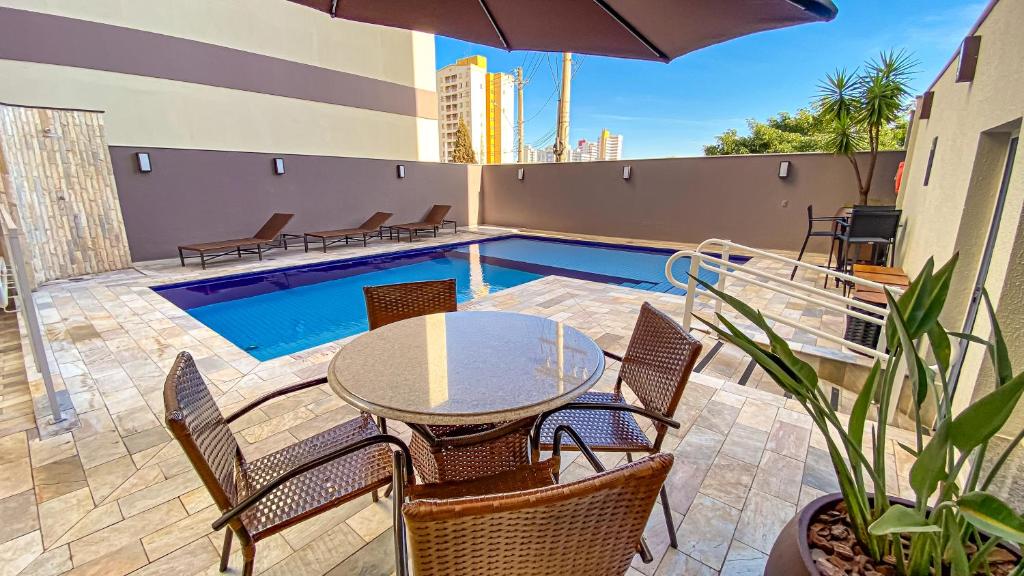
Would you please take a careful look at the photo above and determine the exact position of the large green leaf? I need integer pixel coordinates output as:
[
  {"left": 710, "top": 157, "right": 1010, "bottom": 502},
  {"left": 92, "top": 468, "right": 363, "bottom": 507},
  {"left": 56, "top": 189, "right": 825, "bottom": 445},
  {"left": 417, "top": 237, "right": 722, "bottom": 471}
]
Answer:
[
  {"left": 885, "top": 288, "right": 934, "bottom": 407},
  {"left": 695, "top": 313, "right": 806, "bottom": 398},
  {"left": 982, "top": 290, "right": 1012, "bottom": 386},
  {"left": 888, "top": 258, "right": 930, "bottom": 349},
  {"left": 928, "top": 321, "right": 951, "bottom": 377},
  {"left": 959, "top": 492, "right": 1024, "bottom": 544},
  {"left": 848, "top": 361, "right": 880, "bottom": 454},
  {"left": 945, "top": 512, "right": 970, "bottom": 576},
  {"left": 868, "top": 504, "right": 940, "bottom": 535},
  {"left": 949, "top": 371, "right": 1024, "bottom": 453},
  {"left": 907, "top": 253, "right": 957, "bottom": 340},
  {"left": 693, "top": 275, "right": 817, "bottom": 389},
  {"left": 909, "top": 424, "right": 949, "bottom": 500}
]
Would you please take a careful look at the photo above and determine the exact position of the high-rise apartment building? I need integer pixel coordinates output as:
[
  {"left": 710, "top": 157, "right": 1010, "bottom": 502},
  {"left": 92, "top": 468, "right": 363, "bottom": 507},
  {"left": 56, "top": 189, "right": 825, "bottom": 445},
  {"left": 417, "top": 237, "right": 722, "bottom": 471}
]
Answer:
[
  {"left": 598, "top": 129, "right": 623, "bottom": 161},
  {"left": 437, "top": 56, "right": 487, "bottom": 162},
  {"left": 436, "top": 56, "right": 514, "bottom": 164}
]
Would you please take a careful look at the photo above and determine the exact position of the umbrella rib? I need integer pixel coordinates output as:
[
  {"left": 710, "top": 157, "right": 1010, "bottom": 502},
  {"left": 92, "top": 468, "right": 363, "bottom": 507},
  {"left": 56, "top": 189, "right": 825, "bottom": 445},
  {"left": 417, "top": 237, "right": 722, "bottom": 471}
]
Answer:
[
  {"left": 477, "top": 0, "right": 510, "bottom": 50},
  {"left": 591, "top": 0, "right": 669, "bottom": 62}
]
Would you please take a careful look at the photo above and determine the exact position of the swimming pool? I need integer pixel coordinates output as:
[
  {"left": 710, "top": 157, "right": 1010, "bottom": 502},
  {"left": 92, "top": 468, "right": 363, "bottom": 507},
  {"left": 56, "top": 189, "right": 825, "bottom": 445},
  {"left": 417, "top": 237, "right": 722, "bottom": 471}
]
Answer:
[{"left": 154, "top": 235, "right": 750, "bottom": 360}]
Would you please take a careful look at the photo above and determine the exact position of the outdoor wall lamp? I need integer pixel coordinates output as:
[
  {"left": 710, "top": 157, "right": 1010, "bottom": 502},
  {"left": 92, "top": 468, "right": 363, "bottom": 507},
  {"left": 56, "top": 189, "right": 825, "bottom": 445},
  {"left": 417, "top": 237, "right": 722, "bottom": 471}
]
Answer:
[
  {"left": 517, "top": 167, "right": 525, "bottom": 180},
  {"left": 778, "top": 160, "right": 790, "bottom": 179},
  {"left": 397, "top": 164, "right": 406, "bottom": 178},
  {"left": 622, "top": 165, "right": 632, "bottom": 180},
  {"left": 136, "top": 152, "right": 152, "bottom": 173},
  {"left": 273, "top": 158, "right": 285, "bottom": 175}
]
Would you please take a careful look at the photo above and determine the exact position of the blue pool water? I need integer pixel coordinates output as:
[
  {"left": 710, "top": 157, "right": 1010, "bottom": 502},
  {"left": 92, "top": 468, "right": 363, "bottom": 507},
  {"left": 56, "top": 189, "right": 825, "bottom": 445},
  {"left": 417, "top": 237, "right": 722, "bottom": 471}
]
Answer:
[{"left": 154, "top": 236, "right": 749, "bottom": 360}]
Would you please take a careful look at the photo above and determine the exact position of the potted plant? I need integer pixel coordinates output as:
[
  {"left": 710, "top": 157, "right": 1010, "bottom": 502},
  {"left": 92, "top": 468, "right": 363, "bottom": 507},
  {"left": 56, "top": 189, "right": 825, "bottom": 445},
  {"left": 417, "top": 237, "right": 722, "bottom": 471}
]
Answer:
[{"left": 693, "top": 255, "right": 1024, "bottom": 575}]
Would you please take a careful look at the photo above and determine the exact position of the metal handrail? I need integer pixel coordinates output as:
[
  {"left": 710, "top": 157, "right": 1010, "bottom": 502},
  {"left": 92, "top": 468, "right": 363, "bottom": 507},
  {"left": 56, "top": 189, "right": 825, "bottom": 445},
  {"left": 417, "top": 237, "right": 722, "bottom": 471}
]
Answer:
[
  {"left": 0, "top": 206, "right": 63, "bottom": 422},
  {"left": 666, "top": 238, "right": 905, "bottom": 362}
]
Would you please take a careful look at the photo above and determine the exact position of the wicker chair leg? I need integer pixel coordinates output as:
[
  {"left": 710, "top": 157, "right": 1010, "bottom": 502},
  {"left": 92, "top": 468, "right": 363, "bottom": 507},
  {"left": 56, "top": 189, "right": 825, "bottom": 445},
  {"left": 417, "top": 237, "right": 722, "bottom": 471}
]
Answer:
[
  {"left": 660, "top": 485, "right": 678, "bottom": 548},
  {"left": 241, "top": 545, "right": 255, "bottom": 576},
  {"left": 219, "top": 530, "right": 232, "bottom": 571}
]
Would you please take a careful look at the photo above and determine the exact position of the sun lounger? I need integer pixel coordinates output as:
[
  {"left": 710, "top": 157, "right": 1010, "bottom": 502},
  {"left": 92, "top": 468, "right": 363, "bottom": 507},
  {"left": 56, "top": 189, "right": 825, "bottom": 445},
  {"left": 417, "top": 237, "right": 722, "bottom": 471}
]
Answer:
[
  {"left": 177, "top": 213, "right": 293, "bottom": 269},
  {"left": 302, "top": 212, "right": 393, "bottom": 252},
  {"left": 389, "top": 205, "right": 456, "bottom": 242}
]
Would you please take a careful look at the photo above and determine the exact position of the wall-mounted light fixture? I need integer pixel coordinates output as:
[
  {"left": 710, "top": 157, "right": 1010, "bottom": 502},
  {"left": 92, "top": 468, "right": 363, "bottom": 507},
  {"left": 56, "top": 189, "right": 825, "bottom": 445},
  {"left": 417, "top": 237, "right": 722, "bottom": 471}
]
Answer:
[
  {"left": 136, "top": 152, "right": 152, "bottom": 173},
  {"left": 778, "top": 160, "right": 790, "bottom": 179},
  {"left": 622, "top": 165, "right": 632, "bottom": 180},
  {"left": 396, "top": 164, "right": 406, "bottom": 178},
  {"left": 273, "top": 158, "right": 285, "bottom": 175},
  {"left": 956, "top": 35, "right": 981, "bottom": 83},
  {"left": 919, "top": 91, "right": 934, "bottom": 119},
  {"left": 517, "top": 167, "right": 525, "bottom": 181}
]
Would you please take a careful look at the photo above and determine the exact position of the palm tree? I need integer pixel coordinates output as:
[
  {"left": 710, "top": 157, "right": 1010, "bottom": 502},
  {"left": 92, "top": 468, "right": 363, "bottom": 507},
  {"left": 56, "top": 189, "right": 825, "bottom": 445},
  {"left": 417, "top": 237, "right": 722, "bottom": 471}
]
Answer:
[{"left": 818, "top": 50, "right": 916, "bottom": 204}]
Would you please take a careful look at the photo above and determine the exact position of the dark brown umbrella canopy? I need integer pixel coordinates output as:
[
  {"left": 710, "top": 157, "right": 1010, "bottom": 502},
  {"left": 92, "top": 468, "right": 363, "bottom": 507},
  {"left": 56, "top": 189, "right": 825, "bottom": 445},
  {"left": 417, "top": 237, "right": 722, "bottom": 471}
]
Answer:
[{"left": 288, "top": 0, "right": 838, "bottom": 62}]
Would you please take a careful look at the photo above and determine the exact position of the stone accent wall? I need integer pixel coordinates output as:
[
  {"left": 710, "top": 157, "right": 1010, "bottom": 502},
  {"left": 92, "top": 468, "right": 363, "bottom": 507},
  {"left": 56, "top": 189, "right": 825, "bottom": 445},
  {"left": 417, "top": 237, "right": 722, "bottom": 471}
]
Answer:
[{"left": 0, "top": 105, "right": 131, "bottom": 285}]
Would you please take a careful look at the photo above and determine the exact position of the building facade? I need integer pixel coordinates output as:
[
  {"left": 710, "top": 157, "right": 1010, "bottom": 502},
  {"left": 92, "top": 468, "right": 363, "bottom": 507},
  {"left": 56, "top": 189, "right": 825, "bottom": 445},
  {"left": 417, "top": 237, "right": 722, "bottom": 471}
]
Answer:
[
  {"left": 599, "top": 129, "right": 624, "bottom": 161},
  {"left": 437, "top": 56, "right": 488, "bottom": 163},
  {"left": 895, "top": 0, "right": 1022, "bottom": 499},
  {"left": 436, "top": 56, "right": 514, "bottom": 164},
  {"left": 0, "top": 0, "right": 439, "bottom": 161},
  {"left": 486, "top": 72, "right": 516, "bottom": 164}
]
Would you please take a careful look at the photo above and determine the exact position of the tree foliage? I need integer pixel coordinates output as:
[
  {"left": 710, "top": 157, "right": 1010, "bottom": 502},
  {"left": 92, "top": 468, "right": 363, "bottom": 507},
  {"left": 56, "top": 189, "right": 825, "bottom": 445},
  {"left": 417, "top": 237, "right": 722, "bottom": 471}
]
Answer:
[
  {"left": 703, "top": 107, "right": 907, "bottom": 157},
  {"left": 449, "top": 119, "right": 477, "bottom": 164}
]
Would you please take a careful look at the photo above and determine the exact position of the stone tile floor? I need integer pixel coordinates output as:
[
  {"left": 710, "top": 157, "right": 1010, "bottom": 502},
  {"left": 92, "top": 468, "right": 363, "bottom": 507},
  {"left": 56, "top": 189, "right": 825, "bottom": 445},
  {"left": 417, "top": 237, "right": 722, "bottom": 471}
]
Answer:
[{"left": 0, "top": 228, "right": 916, "bottom": 576}]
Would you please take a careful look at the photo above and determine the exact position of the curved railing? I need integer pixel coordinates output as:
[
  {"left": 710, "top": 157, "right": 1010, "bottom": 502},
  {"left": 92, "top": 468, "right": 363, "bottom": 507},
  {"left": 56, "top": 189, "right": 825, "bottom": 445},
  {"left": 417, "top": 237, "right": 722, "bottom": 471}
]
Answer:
[{"left": 665, "top": 238, "right": 904, "bottom": 361}]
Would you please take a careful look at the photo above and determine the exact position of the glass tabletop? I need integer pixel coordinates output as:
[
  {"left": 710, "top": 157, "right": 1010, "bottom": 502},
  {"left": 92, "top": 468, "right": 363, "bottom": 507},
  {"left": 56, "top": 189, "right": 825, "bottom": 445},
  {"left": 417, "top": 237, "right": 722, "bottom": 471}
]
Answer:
[{"left": 327, "top": 311, "right": 605, "bottom": 425}]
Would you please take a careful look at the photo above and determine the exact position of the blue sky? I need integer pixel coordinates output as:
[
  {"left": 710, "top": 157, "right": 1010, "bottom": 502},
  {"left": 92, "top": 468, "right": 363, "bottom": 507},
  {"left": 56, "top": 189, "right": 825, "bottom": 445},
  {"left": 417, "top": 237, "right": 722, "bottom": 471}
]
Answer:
[{"left": 434, "top": 1, "right": 987, "bottom": 159}]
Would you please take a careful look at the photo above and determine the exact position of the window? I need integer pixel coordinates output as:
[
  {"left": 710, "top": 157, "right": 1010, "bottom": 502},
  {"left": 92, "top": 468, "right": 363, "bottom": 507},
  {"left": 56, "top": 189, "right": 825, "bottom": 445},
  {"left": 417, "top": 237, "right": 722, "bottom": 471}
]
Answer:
[{"left": 923, "top": 137, "right": 938, "bottom": 186}]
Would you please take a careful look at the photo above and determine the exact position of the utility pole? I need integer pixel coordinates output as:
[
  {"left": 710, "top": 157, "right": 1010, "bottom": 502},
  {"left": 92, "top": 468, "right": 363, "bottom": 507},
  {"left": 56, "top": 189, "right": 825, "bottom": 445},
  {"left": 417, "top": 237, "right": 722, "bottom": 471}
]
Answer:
[
  {"left": 553, "top": 52, "right": 572, "bottom": 162},
  {"left": 516, "top": 66, "right": 525, "bottom": 163}
]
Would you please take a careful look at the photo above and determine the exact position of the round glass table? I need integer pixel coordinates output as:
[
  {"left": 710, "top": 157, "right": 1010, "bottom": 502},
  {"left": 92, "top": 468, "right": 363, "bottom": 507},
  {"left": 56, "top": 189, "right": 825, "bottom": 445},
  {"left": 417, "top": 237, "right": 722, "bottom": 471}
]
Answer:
[{"left": 327, "top": 311, "right": 605, "bottom": 426}]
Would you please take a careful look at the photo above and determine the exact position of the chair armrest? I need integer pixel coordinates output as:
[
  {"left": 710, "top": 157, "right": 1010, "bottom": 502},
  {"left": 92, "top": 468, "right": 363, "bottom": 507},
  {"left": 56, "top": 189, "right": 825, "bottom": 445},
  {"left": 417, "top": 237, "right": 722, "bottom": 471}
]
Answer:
[
  {"left": 212, "top": 434, "right": 413, "bottom": 531},
  {"left": 601, "top": 349, "right": 623, "bottom": 362},
  {"left": 550, "top": 424, "right": 605, "bottom": 473},
  {"left": 224, "top": 376, "right": 327, "bottom": 423},
  {"left": 809, "top": 216, "right": 844, "bottom": 222},
  {"left": 546, "top": 402, "right": 681, "bottom": 430}
]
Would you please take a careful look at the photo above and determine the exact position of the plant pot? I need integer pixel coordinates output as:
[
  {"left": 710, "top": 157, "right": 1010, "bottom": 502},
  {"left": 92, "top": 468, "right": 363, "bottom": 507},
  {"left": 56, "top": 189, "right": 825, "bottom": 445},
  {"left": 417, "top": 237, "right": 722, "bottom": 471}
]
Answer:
[{"left": 765, "top": 493, "right": 1022, "bottom": 576}]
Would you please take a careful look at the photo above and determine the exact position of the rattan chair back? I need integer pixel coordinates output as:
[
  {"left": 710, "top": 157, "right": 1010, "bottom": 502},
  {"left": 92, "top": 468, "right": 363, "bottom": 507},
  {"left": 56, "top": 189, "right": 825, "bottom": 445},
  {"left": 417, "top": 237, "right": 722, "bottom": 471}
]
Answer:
[
  {"left": 252, "top": 213, "right": 294, "bottom": 242},
  {"left": 164, "top": 352, "right": 242, "bottom": 515},
  {"left": 363, "top": 279, "right": 457, "bottom": 330},
  {"left": 618, "top": 303, "right": 702, "bottom": 441},
  {"left": 402, "top": 452, "right": 673, "bottom": 576}
]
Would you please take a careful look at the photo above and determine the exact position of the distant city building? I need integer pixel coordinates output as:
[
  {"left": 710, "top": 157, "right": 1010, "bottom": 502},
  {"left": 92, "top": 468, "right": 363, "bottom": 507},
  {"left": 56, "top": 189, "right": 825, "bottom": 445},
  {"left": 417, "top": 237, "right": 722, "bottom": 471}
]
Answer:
[
  {"left": 522, "top": 132, "right": 623, "bottom": 163},
  {"left": 436, "top": 56, "right": 514, "bottom": 164},
  {"left": 599, "top": 129, "right": 623, "bottom": 161}
]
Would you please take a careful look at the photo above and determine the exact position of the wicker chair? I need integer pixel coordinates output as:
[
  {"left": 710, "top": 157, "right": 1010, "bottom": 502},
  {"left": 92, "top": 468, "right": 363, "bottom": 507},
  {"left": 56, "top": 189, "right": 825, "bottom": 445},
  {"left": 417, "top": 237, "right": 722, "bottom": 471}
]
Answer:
[
  {"left": 164, "top": 352, "right": 403, "bottom": 576},
  {"left": 392, "top": 426, "right": 675, "bottom": 575},
  {"left": 532, "top": 302, "right": 702, "bottom": 549},
  {"left": 363, "top": 279, "right": 531, "bottom": 482}
]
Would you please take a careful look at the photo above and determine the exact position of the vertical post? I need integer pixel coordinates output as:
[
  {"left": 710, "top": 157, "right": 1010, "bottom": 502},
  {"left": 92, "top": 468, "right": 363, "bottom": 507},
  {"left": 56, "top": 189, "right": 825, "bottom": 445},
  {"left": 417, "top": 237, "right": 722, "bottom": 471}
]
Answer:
[
  {"left": 2, "top": 222, "right": 63, "bottom": 423},
  {"left": 553, "top": 52, "right": 572, "bottom": 163},
  {"left": 682, "top": 253, "right": 700, "bottom": 332},
  {"left": 516, "top": 66, "right": 525, "bottom": 163},
  {"left": 713, "top": 242, "right": 730, "bottom": 328}
]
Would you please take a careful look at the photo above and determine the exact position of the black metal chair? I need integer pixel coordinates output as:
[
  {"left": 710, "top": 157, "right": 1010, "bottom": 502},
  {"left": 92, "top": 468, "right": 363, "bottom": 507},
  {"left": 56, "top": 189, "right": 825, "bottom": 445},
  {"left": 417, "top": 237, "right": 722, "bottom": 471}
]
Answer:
[
  {"left": 791, "top": 205, "right": 843, "bottom": 281},
  {"left": 836, "top": 208, "right": 902, "bottom": 285}
]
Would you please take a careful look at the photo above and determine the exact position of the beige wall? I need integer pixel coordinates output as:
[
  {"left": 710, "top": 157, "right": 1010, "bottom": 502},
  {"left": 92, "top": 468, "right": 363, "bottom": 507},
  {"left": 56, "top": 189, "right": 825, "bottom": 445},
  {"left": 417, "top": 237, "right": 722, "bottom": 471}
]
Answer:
[
  {"left": 482, "top": 152, "right": 902, "bottom": 252},
  {"left": 0, "top": 0, "right": 440, "bottom": 161},
  {"left": 897, "top": 0, "right": 1023, "bottom": 434}
]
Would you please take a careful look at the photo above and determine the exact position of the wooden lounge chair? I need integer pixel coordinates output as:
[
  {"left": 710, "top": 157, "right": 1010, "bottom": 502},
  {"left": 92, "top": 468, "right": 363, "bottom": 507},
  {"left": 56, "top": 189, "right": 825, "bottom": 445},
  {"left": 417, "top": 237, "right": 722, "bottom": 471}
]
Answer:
[
  {"left": 302, "top": 211, "right": 393, "bottom": 252},
  {"left": 389, "top": 205, "right": 456, "bottom": 242},
  {"left": 178, "top": 213, "right": 293, "bottom": 269}
]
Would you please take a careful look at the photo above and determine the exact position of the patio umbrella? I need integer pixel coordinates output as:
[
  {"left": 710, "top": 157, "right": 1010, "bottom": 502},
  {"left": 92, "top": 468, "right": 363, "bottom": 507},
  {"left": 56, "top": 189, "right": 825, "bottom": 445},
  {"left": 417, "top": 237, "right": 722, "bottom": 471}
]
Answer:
[{"left": 286, "top": 0, "right": 838, "bottom": 62}]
